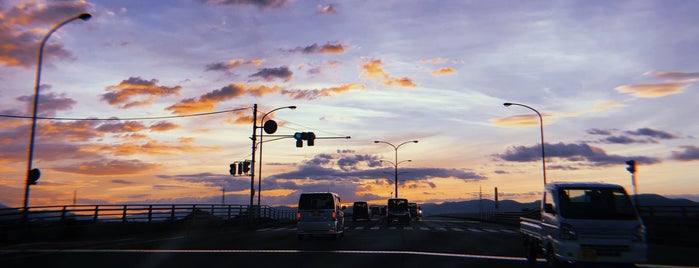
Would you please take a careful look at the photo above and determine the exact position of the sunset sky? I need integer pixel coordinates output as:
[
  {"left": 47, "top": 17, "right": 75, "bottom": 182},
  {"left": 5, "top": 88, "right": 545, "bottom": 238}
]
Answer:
[{"left": 1, "top": 0, "right": 698, "bottom": 208}]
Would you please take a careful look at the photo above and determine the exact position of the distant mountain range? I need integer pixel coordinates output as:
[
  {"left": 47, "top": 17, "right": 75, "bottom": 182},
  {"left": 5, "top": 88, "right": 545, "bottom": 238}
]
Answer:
[{"left": 419, "top": 194, "right": 698, "bottom": 216}]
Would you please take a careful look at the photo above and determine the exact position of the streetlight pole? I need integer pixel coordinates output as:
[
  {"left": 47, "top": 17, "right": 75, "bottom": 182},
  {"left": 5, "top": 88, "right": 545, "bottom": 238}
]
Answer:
[
  {"left": 503, "top": 102, "right": 547, "bottom": 185},
  {"left": 24, "top": 13, "right": 92, "bottom": 220},
  {"left": 374, "top": 140, "right": 418, "bottom": 198},
  {"left": 257, "top": 105, "right": 296, "bottom": 206}
]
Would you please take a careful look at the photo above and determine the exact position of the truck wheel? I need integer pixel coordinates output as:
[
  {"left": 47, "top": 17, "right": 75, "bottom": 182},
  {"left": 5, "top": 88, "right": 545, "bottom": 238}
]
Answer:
[
  {"left": 525, "top": 241, "right": 537, "bottom": 267},
  {"left": 546, "top": 244, "right": 563, "bottom": 268}
]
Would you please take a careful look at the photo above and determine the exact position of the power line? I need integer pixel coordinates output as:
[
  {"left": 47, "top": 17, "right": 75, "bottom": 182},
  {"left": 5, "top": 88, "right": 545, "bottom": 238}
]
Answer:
[{"left": 0, "top": 107, "right": 251, "bottom": 121}]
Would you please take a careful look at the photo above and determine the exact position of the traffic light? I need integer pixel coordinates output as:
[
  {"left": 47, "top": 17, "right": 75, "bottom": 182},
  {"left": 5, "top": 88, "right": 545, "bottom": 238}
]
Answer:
[
  {"left": 28, "top": 168, "right": 41, "bottom": 185},
  {"left": 293, "top": 132, "right": 316, "bottom": 147},
  {"left": 242, "top": 160, "right": 251, "bottom": 173},
  {"left": 237, "top": 162, "right": 243, "bottom": 175},
  {"left": 625, "top": 160, "right": 636, "bottom": 174},
  {"left": 229, "top": 163, "right": 236, "bottom": 175}
]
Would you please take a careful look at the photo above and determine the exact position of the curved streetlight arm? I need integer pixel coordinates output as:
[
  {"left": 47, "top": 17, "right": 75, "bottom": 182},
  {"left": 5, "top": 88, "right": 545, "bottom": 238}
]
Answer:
[
  {"left": 257, "top": 105, "right": 296, "bottom": 206},
  {"left": 503, "top": 102, "right": 547, "bottom": 185},
  {"left": 374, "top": 140, "right": 418, "bottom": 198},
  {"left": 25, "top": 13, "right": 91, "bottom": 219}
]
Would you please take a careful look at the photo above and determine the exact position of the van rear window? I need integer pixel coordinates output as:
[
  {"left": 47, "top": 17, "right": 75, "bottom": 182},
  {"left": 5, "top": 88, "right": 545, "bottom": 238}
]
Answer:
[{"left": 299, "top": 194, "right": 334, "bottom": 210}]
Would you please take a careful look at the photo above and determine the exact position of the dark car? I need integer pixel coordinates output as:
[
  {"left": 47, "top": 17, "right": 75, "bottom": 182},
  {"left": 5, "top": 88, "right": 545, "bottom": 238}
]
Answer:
[
  {"left": 386, "top": 198, "right": 410, "bottom": 225},
  {"left": 352, "top": 201, "right": 370, "bottom": 221},
  {"left": 408, "top": 202, "right": 422, "bottom": 220}
]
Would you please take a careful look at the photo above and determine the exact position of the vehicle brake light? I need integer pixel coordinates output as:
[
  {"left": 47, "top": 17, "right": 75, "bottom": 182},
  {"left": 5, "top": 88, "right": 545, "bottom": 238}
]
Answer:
[
  {"left": 296, "top": 212, "right": 301, "bottom": 220},
  {"left": 331, "top": 211, "right": 336, "bottom": 220}
]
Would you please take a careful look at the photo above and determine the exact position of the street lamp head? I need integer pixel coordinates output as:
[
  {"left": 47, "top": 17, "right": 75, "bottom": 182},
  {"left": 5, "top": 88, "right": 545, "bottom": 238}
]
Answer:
[
  {"left": 78, "top": 13, "right": 92, "bottom": 21},
  {"left": 503, "top": 102, "right": 512, "bottom": 107},
  {"left": 412, "top": 140, "right": 418, "bottom": 144},
  {"left": 374, "top": 140, "right": 380, "bottom": 143},
  {"left": 288, "top": 106, "right": 297, "bottom": 110}
]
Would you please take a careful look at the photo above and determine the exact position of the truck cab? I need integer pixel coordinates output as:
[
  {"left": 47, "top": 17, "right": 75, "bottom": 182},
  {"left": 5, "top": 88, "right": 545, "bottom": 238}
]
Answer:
[{"left": 522, "top": 182, "right": 647, "bottom": 267}]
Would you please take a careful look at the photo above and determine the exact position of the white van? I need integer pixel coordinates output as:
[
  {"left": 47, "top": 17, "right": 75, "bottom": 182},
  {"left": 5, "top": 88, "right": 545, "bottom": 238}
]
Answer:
[{"left": 296, "top": 192, "right": 345, "bottom": 239}]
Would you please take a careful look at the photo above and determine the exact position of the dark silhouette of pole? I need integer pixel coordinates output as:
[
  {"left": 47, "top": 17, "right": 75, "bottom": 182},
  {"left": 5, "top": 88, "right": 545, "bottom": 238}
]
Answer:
[
  {"left": 374, "top": 140, "right": 418, "bottom": 198},
  {"left": 24, "top": 13, "right": 91, "bottom": 221},
  {"left": 257, "top": 105, "right": 295, "bottom": 206},
  {"left": 503, "top": 102, "right": 547, "bottom": 185},
  {"left": 249, "top": 104, "right": 257, "bottom": 224}
]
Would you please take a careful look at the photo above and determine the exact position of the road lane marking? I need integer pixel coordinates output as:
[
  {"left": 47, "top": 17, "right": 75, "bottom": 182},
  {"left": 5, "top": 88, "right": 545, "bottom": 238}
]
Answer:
[
  {"left": 370, "top": 226, "right": 380, "bottom": 230},
  {"left": 451, "top": 228, "right": 464, "bottom": 232},
  {"left": 468, "top": 228, "right": 482, "bottom": 232},
  {"left": 0, "top": 248, "right": 542, "bottom": 262}
]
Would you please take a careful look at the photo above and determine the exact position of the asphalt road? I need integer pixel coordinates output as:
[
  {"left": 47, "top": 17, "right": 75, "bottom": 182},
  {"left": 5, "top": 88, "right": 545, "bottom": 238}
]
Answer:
[{"left": 1, "top": 216, "right": 696, "bottom": 268}]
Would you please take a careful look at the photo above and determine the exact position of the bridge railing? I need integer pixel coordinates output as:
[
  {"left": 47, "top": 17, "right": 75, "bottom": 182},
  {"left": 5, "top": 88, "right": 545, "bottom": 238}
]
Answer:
[{"left": 0, "top": 204, "right": 296, "bottom": 225}]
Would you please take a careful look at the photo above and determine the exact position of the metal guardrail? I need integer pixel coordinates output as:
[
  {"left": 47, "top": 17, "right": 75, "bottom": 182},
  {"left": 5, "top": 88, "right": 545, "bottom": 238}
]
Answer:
[{"left": 0, "top": 204, "right": 296, "bottom": 225}]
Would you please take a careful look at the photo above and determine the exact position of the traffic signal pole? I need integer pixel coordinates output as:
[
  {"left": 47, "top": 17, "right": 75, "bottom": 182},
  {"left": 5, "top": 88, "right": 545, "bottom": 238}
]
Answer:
[{"left": 249, "top": 104, "right": 257, "bottom": 226}]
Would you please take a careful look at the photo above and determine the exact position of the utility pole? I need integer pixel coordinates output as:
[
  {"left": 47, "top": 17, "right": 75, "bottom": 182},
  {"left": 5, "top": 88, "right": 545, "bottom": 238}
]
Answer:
[{"left": 249, "top": 104, "right": 258, "bottom": 225}]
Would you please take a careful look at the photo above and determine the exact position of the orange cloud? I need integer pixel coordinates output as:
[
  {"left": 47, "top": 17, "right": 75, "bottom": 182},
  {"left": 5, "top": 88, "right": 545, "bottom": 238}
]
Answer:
[
  {"left": 431, "top": 67, "right": 456, "bottom": 76},
  {"left": 281, "top": 83, "right": 366, "bottom": 100},
  {"left": 85, "top": 138, "right": 223, "bottom": 156},
  {"left": 248, "top": 85, "right": 283, "bottom": 97},
  {"left": 149, "top": 121, "right": 179, "bottom": 132},
  {"left": 102, "top": 77, "right": 181, "bottom": 108},
  {"left": 490, "top": 115, "right": 543, "bottom": 127},
  {"left": 55, "top": 159, "right": 159, "bottom": 175},
  {"left": 166, "top": 83, "right": 246, "bottom": 114},
  {"left": 382, "top": 77, "right": 417, "bottom": 88},
  {"left": 361, "top": 59, "right": 417, "bottom": 88},
  {"left": 420, "top": 58, "right": 448, "bottom": 64},
  {"left": 205, "top": 58, "right": 265, "bottom": 71},
  {"left": 361, "top": 59, "right": 389, "bottom": 80},
  {"left": 615, "top": 83, "right": 685, "bottom": 98},
  {"left": 644, "top": 71, "right": 699, "bottom": 82}
]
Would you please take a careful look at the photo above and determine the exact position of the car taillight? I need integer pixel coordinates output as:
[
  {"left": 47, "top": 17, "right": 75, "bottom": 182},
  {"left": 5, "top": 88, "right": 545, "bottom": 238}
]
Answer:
[
  {"left": 331, "top": 211, "right": 336, "bottom": 220},
  {"left": 296, "top": 212, "right": 301, "bottom": 220}
]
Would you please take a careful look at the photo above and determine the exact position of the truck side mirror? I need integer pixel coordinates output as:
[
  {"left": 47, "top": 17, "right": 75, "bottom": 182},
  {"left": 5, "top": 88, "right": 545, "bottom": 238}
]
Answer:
[{"left": 544, "top": 204, "right": 555, "bottom": 214}]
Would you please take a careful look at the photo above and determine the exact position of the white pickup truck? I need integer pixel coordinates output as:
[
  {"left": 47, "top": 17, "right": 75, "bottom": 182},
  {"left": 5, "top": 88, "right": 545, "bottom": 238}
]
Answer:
[{"left": 520, "top": 182, "right": 647, "bottom": 267}]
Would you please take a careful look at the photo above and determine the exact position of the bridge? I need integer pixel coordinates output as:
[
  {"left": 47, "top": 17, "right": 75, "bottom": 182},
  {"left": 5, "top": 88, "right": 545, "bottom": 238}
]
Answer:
[{"left": 1, "top": 204, "right": 698, "bottom": 268}]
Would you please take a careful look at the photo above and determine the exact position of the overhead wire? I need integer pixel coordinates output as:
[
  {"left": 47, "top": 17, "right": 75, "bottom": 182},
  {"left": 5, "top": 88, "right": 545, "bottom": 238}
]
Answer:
[{"left": 0, "top": 107, "right": 252, "bottom": 121}]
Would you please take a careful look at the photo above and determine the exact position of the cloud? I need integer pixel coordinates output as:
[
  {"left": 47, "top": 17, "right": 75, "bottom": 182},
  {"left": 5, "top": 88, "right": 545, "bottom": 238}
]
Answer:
[
  {"left": 248, "top": 85, "right": 283, "bottom": 97},
  {"left": 281, "top": 83, "right": 365, "bottom": 100},
  {"left": 85, "top": 138, "right": 223, "bottom": 156},
  {"left": 671, "top": 145, "right": 699, "bottom": 161},
  {"left": 361, "top": 59, "right": 417, "bottom": 88},
  {"left": 317, "top": 4, "right": 337, "bottom": 14},
  {"left": 16, "top": 92, "right": 77, "bottom": 117},
  {"left": 615, "top": 83, "right": 685, "bottom": 98},
  {"left": 431, "top": 67, "right": 456, "bottom": 76},
  {"left": 616, "top": 70, "right": 699, "bottom": 98},
  {"left": 287, "top": 42, "right": 346, "bottom": 54},
  {"left": 199, "top": 0, "right": 290, "bottom": 8},
  {"left": 493, "top": 101, "right": 622, "bottom": 127},
  {"left": 0, "top": 1, "right": 91, "bottom": 67},
  {"left": 112, "top": 179, "right": 134, "bottom": 185},
  {"left": 95, "top": 121, "right": 147, "bottom": 133},
  {"left": 626, "top": 128, "right": 678, "bottom": 140},
  {"left": 249, "top": 66, "right": 293, "bottom": 82},
  {"left": 149, "top": 121, "right": 180, "bottom": 132},
  {"left": 498, "top": 142, "right": 662, "bottom": 167},
  {"left": 490, "top": 114, "right": 546, "bottom": 127},
  {"left": 54, "top": 159, "right": 159, "bottom": 175},
  {"left": 101, "top": 77, "right": 181, "bottom": 109},
  {"left": 266, "top": 152, "right": 485, "bottom": 184},
  {"left": 587, "top": 127, "right": 678, "bottom": 144},
  {"left": 158, "top": 172, "right": 252, "bottom": 191},
  {"left": 205, "top": 59, "right": 264, "bottom": 72},
  {"left": 420, "top": 58, "right": 449, "bottom": 64},
  {"left": 166, "top": 83, "right": 246, "bottom": 114},
  {"left": 644, "top": 71, "right": 699, "bottom": 83}
]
